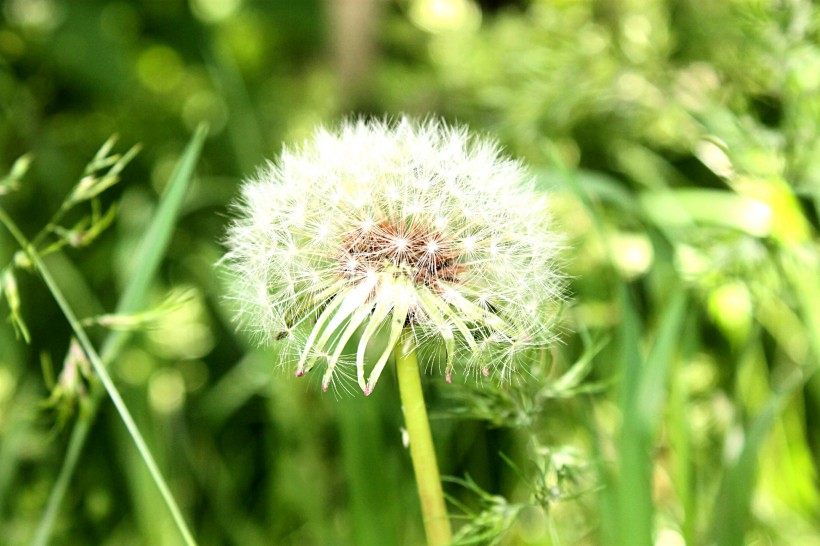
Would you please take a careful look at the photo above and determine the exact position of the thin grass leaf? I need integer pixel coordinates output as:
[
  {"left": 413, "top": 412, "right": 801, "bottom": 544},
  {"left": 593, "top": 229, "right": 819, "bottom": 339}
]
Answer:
[
  {"left": 30, "top": 124, "right": 208, "bottom": 546},
  {"left": 610, "top": 284, "right": 652, "bottom": 546},
  {"left": 709, "top": 369, "right": 809, "bottom": 546},
  {"left": 667, "top": 326, "right": 697, "bottom": 545},
  {"left": 549, "top": 335, "right": 608, "bottom": 394},
  {"left": 609, "top": 287, "right": 688, "bottom": 546},
  {"left": 104, "top": 123, "right": 208, "bottom": 357},
  {"left": 9, "top": 225, "right": 198, "bottom": 546},
  {"left": 636, "top": 290, "right": 688, "bottom": 430}
]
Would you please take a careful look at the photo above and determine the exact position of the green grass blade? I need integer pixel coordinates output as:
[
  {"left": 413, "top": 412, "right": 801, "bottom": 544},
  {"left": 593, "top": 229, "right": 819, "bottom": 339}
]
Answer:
[
  {"left": 23, "top": 237, "right": 199, "bottom": 546},
  {"left": 205, "top": 48, "right": 264, "bottom": 175},
  {"left": 709, "top": 370, "right": 808, "bottom": 546},
  {"left": 27, "top": 124, "right": 208, "bottom": 546},
  {"left": 612, "top": 284, "right": 651, "bottom": 546},
  {"left": 637, "top": 290, "right": 688, "bottom": 430},
  {"left": 602, "top": 286, "right": 687, "bottom": 546},
  {"left": 102, "top": 123, "right": 209, "bottom": 360}
]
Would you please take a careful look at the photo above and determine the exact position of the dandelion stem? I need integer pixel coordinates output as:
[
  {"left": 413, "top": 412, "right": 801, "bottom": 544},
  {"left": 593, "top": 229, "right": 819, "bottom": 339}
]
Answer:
[{"left": 394, "top": 329, "right": 452, "bottom": 546}]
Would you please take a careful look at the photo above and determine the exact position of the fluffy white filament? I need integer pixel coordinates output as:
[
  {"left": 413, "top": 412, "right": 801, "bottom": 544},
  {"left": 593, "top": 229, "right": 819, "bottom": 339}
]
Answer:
[{"left": 224, "top": 117, "right": 564, "bottom": 394}]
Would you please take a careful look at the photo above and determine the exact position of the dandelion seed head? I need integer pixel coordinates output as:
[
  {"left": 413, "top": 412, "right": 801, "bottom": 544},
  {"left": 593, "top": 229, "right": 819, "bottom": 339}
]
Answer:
[{"left": 224, "top": 117, "right": 565, "bottom": 394}]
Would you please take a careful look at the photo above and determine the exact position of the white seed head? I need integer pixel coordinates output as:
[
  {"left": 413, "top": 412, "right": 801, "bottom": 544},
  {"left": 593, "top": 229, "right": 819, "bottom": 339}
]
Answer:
[{"left": 223, "top": 117, "right": 564, "bottom": 394}]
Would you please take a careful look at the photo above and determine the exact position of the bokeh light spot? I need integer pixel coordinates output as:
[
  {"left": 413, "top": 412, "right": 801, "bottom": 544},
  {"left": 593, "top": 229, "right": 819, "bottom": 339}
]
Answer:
[
  {"left": 149, "top": 368, "right": 186, "bottom": 415},
  {"left": 612, "top": 232, "right": 653, "bottom": 278},
  {"left": 708, "top": 282, "right": 753, "bottom": 339},
  {"left": 190, "top": 0, "right": 242, "bottom": 24},
  {"left": 136, "top": 45, "right": 184, "bottom": 93},
  {"left": 409, "top": 0, "right": 481, "bottom": 34},
  {"left": 3, "top": 0, "right": 63, "bottom": 32},
  {"left": 147, "top": 288, "right": 214, "bottom": 360}
]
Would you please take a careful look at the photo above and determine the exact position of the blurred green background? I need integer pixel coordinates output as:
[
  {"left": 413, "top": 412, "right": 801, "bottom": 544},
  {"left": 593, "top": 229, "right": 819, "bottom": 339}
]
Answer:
[{"left": 1, "top": 0, "right": 819, "bottom": 545}]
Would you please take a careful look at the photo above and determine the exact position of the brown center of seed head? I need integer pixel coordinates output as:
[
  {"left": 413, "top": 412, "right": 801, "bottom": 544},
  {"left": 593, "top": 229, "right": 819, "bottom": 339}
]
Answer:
[{"left": 339, "top": 218, "right": 463, "bottom": 289}]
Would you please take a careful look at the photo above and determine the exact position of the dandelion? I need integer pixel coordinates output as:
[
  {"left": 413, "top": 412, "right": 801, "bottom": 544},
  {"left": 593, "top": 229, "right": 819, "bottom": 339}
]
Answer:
[
  {"left": 224, "top": 117, "right": 564, "bottom": 395},
  {"left": 223, "top": 117, "right": 564, "bottom": 546}
]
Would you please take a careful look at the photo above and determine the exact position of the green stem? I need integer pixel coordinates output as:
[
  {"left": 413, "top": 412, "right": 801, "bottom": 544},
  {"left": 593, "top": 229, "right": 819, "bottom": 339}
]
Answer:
[
  {"left": 0, "top": 206, "right": 198, "bottom": 546},
  {"left": 34, "top": 395, "right": 110, "bottom": 546},
  {"left": 394, "top": 329, "right": 452, "bottom": 546},
  {"left": 6, "top": 124, "right": 206, "bottom": 546}
]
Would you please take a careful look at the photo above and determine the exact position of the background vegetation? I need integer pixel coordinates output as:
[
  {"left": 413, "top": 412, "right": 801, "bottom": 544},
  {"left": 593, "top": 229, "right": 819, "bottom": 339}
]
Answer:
[{"left": 1, "top": 0, "right": 819, "bottom": 545}]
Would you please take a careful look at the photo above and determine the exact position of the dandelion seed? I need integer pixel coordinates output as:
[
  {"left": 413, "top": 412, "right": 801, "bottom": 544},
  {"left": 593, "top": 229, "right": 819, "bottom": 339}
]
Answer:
[{"left": 223, "top": 117, "right": 564, "bottom": 394}]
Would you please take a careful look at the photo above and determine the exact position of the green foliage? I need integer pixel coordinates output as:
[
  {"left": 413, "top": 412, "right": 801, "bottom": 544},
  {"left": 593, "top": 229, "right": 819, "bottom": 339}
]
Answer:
[
  {"left": 1, "top": 1, "right": 819, "bottom": 545},
  {"left": 398, "top": 0, "right": 820, "bottom": 544}
]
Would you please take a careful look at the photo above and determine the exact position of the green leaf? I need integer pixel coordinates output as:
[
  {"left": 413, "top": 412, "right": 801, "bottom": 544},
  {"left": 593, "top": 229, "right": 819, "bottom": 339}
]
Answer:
[
  {"left": 709, "top": 370, "right": 808, "bottom": 546},
  {"left": 549, "top": 335, "right": 607, "bottom": 394},
  {"left": 636, "top": 290, "right": 688, "bottom": 429},
  {"left": 640, "top": 189, "right": 772, "bottom": 237},
  {"left": 101, "top": 123, "right": 208, "bottom": 360}
]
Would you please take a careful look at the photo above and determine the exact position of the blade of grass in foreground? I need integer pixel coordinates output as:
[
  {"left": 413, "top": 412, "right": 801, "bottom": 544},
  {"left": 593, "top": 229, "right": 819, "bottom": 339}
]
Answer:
[
  {"left": 1, "top": 210, "right": 198, "bottom": 546},
  {"left": 609, "top": 284, "right": 650, "bottom": 546},
  {"left": 30, "top": 124, "right": 208, "bottom": 546},
  {"left": 709, "top": 369, "right": 808, "bottom": 546},
  {"left": 600, "top": 285, "right": 687, "bottom": 546}
]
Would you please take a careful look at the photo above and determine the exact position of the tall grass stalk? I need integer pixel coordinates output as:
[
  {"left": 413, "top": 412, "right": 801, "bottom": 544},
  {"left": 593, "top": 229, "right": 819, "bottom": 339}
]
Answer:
[
  {"left": 0, "top": 125, "right": 207, "bottom": 545},
  {"left": 0, "top": 206, "right": 198, "bottom": 546}
]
